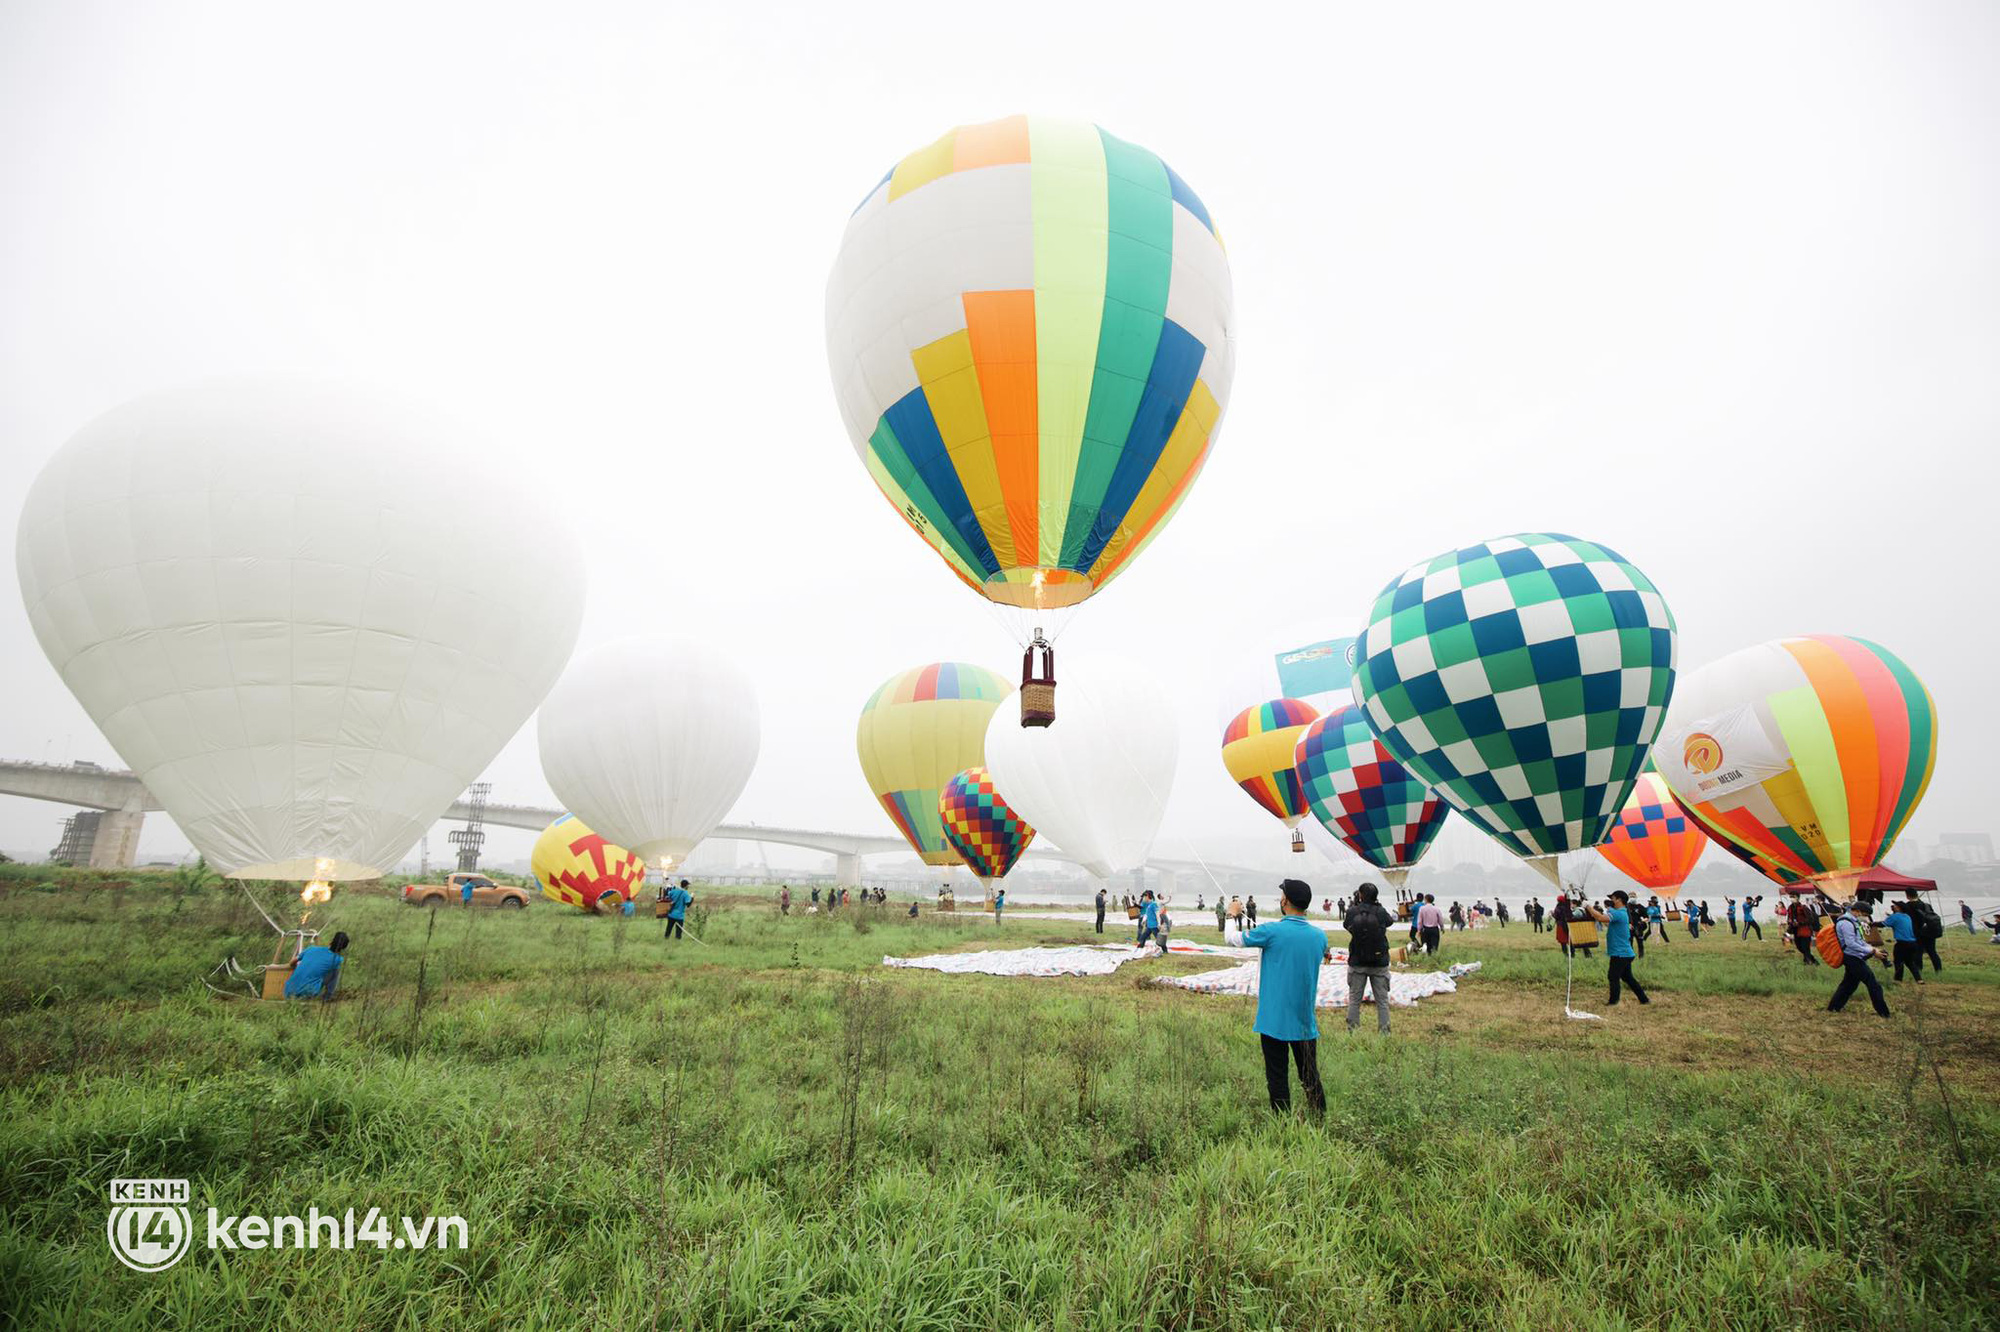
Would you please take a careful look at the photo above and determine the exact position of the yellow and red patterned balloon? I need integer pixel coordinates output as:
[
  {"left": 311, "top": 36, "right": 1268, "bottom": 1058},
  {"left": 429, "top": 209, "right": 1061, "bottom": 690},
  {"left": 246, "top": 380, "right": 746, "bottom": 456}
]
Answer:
[
  {"left": 531, "top": 813, "right": 647, "bottom": 912},
  {"left": 939, "top": 766, "right": 1035, "bottom": 882}
]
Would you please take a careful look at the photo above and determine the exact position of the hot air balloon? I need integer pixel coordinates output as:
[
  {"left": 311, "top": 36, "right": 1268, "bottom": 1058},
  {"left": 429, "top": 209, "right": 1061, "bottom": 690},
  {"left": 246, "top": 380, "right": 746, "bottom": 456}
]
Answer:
[
  {"left": 1222, "top": 699, "right": 1320, "bottom": 852},
  {"left": 1214, "top": 623, "right": 1362, "bottom": 865},
  {"left": 939, "top": 766, "right": 1036, "bottom": 891},
  {"left": 14, "top": 379, "right": 583, "bottom": 885},
  {"left": 826, "top": 115, "right": 1236, "bottom": 726},
  {"left": 1352, "top": 533, "right": 1678, "bottom": 886},
  {"left": 1294, "top": 705, "right": 1449, "bottom": 889},
  {"left": 856, "top": 662, "right": 1012, "bottom": 866},
  {"left": 537, "top": 637, "right": 759, "bottom": 872},
  {"left": 1593, "top": 771, "right": 1707, "bottom": 897},
  {"left": 1651, "top": 635, "right": 1935, "bottom": 894},
  {"left": 532, "top": 813, "right": 648, "bottom": 912},
  {"left": 983, "top": 654, "right": 1178, "bottom": 879}
]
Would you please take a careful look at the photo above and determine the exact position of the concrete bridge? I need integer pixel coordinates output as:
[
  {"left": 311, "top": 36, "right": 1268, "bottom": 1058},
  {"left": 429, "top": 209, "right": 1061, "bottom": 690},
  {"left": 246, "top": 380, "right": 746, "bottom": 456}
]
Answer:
[{"left": 1, "top": 759, "right": 1268, "bottom": 892}]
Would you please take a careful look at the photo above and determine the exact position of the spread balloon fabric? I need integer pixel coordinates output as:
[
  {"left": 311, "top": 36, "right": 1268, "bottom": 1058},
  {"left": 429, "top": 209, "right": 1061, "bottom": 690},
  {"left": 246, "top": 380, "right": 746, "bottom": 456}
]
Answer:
[
  {"left": 825, "top": 114, "right": 1236, "bottom": 613},
  {"left": 1652, "top": 634, "right": 1935, "bottom": 886},
  {"left": 1352, "top": 533, "right": 1678, "bottom": 861},
  {"left": 1593, "top": 771, "right": 1706, "bottom": 895},
  {"left": 1221, "top": 698, "right": 1320, "bottom": 828},
  {"left": 532, "top": 813, "right": 647, "bottom": 911},
  {"left": 938, "top": 765, "right": 1035, "bottom": 881},
  {"left": 1294, "top": 705, "right": 1448, "bottom": 879},
  {"left": 856, "top": 662, "right": 1012, "bottom": 866}
]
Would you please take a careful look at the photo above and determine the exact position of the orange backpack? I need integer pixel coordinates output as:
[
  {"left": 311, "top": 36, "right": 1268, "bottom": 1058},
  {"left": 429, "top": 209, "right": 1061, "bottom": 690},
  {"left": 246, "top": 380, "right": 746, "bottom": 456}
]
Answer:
[{"left": 1814, "top": 921, "right": 1845, "bottom": 967}]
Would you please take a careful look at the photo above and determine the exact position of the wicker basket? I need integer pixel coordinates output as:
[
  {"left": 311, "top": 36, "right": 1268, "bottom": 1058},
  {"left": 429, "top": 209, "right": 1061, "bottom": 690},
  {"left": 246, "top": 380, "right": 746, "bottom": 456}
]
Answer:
[
  {"left": 1020, "top": 682, "right": 1055, "bottom": 727},
  {"left": 1567, "top": 918, "right": 1601, "bottom": 947}
]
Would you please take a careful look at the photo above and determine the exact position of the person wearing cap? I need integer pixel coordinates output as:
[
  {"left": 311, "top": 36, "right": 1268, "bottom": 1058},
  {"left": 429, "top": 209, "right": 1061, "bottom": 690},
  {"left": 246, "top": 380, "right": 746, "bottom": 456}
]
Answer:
[
  {"left": 1883, "top": 901, "right": 1922, "bottom": 984},
  {"left": 1827, "top": 899, "right": 1891, "bottom": 1018},
  {"left": 1342, "top": 882, "right": 1395, "bottom": 1034},
  {"left": 1242, "top": 879, "right": 1332, "bottom": 1115},
  {"left": 1586, "top": 891, "right": 1649, "bottom": 1006}
]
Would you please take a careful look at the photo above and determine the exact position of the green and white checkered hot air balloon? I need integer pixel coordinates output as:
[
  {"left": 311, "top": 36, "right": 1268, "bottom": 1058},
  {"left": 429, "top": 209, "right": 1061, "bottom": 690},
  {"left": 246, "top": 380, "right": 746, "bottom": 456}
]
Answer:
[{"left": 1350, "top": 533, "right": 1678, "bottom": 886}]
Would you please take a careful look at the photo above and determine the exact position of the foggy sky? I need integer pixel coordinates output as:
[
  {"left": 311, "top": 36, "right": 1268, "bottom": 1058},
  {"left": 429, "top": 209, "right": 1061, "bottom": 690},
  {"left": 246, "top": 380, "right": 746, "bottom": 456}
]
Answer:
[{"left": 2, "top": 1, "right": 1994, "bottom": 873}]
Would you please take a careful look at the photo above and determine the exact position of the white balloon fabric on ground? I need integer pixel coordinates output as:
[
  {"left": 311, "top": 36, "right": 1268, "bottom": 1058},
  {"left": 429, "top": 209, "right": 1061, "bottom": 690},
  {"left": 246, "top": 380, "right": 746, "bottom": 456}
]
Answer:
[
  {"left": 536, "top": 636, "right": 760, "bottom": 867},
  {"left": 981, "top": 654, "right": 1177, "bottom": 879},
  {"left": 14, "top": 378, "right": 585, "bottom": 880}
]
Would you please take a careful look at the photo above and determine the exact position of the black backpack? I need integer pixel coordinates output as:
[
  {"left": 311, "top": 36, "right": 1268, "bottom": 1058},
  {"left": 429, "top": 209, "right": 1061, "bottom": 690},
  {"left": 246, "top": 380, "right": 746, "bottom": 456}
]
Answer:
[{"left": 1909, "top": 901, "right": 1942, "bottom": 942}]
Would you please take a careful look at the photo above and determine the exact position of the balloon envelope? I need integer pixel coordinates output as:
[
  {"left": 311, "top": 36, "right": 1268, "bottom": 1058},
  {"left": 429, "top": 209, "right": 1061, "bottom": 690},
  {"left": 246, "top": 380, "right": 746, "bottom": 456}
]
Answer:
[
  {"left": 982, "top": 656, "right": 1177, "bottom": 878},
  {"left": 532, "top": 813, "right": 647, "bottom": 911},
  {"left": 1352, "top": 533, "right": 1677, "bottom": 876},
  {"left": 14, "top": 379, "right": 583, "bottom": 879},
  {"left": 1594, "top": 771, "right": 1707, "bottom": 896},
  {"left": 1295, "top": 705, "right": 1449, "bottom": 884},
  {"left": 537, "top": 637, "right": 759, "bottom": 866},
  {"left": 939, "top": 766, "right": 1035, "bottom": 881},
  {"left": 826, "top": 115, "right": 1235, "bottom": 616},
  {"left": 1221, "top": 699, "right": 1319, "bottom": 829},
  {"left": 1651, "top": 635, "right": 1935, "bottom": 888},
  {"left": 856, "top": 662, "right": 1012, "bottom": 866}
]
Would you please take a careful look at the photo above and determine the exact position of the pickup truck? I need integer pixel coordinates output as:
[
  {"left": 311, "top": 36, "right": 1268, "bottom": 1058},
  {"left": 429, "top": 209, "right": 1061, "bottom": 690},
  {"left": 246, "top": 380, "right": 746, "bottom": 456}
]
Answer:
[{"left": 401, "top": 872, "right": 530, "bottom": 909}]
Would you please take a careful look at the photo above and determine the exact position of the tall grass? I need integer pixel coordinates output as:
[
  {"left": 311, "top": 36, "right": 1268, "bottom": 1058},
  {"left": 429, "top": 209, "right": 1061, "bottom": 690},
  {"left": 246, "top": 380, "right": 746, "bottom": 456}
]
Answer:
[{"left": 0, "top": 871, "right": 1994, "bottom": 1329}]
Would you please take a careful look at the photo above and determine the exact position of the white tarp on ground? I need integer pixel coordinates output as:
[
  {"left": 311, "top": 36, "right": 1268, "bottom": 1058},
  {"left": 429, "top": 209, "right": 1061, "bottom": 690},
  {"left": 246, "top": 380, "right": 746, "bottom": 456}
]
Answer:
[
  {"left": 880, "top": 942, "right": 1479, "bottom": 1011},
  {"left": 1159, "top": 960, "right": 1482, "bottom": 1008}
]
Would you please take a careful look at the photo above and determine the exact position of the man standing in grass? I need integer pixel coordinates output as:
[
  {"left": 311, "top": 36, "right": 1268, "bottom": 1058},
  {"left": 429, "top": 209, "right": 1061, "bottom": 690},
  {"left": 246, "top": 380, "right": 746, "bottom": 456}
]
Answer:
[
  {"left": 1741, "top": 895, "right": 1762, "bottom": 941},
  {"left": 993, "top": 888, "right": 1006, "bottom": 924},
  {"left": 1416, "top": 894, "right": 1443, "bottom": 956},
  {"left": 1905, "top": 891, "right": 1944, "bottom": 975},
  {"left": 1726, "top": 897, "right": 1737, "bottom": 934},
  {"left": 1962, "top": 900, "right": 1976, "bottom": 935},
  {"left": 1342, "top": 882, "right": 1394, "bottom": 1034},
  {"left": 1827, "top": 900, "right": 1891, "bottom": 1018},
  {"left": 1648, "top": 898, "right": 1668, "bottom": 942},
  {"left": 1243, "top": 879, "right": 1331, "bottom": 1116},
  {"left": 1095, "top": 887, "right": 1107, "bottom": 935},
  {"left": 1588, "top": 892, "right": 1649, "bottom": 1006},
  {"left": 1883, "top": 902, "right": 1922, "bottom": 983},
  {"left": 663, "top": 880, "right": 693, "bottom": 940}
]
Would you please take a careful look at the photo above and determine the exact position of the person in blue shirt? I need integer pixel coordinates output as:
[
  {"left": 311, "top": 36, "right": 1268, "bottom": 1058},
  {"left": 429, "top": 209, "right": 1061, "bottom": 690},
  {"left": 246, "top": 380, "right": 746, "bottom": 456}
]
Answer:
[
  {"left": 459, "top": 875, "right": 475, "bottom": 907},
  {"left": 993, "top": 888, "right": 1006, "bottom": 923},
  {"left": 1740, "top": 895, "right": 1762, "bottom": 940},
  {"left": 1647, "top": 899, "right": 1669, "bottom": 941},
  {"left": 1587, "top": 894, "right": 1648, "bottom": 1006},
  {"left": 1827, "top": 900, "right": 1891, "bottom": 1017},
  {"left": 284, "top": 932, "right": 348, "bottom": 1001},
  {"left": 1242, "top": 879, "right": 1331, "bottom": 1116},
  {"left": 1136, "top": 891, "right": 1160, "bottom": 950},
  {"left": 1726, "top": 898, "right": 1737, "bottom": 934},
  {"left": 1883, "top": 902, "right": 1922, "bottom": 983},
  {"left": 663, "top": 879, "right": 693, "bottom": 940}
]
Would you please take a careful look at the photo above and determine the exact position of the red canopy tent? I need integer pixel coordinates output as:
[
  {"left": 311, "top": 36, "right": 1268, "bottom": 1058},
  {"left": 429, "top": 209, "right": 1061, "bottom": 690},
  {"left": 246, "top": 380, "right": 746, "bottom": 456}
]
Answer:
[{"left": 1777, "top": 864, "right": 1937, "bottom": 896}]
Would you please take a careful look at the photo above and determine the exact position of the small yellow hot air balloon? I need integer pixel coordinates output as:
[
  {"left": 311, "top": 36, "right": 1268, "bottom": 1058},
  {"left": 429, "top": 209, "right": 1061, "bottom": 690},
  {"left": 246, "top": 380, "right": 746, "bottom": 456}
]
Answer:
[{"left": 531, "top": 813, "right": 648, "bottom": 912}]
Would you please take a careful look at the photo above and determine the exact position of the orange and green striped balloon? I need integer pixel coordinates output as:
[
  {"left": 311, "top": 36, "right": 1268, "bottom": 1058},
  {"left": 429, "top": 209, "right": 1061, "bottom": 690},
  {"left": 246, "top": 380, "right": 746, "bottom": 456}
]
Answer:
[
  {"left": 1652, "top": 635, "right": 1936, "bottom": 888},
  {"left": 826, "top": 116, "right": 1235, "bottom": 614}
]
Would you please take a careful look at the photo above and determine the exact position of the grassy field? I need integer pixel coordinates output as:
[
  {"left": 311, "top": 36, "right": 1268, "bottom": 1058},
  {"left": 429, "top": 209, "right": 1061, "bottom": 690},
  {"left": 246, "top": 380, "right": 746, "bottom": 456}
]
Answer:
[{"left": 2, "top": 868, "right": 1996, "bottom": 1330}]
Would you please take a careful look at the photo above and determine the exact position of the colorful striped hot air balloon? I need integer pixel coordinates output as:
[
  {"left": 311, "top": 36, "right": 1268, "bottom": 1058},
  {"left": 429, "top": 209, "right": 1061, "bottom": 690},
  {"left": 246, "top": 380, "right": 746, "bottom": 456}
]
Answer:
[
  {"left": 857, "top": 663, "right": 1012, "bottom": 866},
  {"left": 1594, "top": 771, "right": 1707, "bottom": 896},
  {"left": 939, "top": 766, "right": 1036, "bottom": 885},
  {"left": 827, "top": 117, "right": 1236, "bottom": 724},
  {"left": 827, "top": 116, "right": 1234, "bottom": 617},
  {"left": 531, "top": 813, "right": 648, "bottom": 912},
  {"left": 1294, "top": 705, "right": 1449, "bottom": 888},
  {"left": 1652, "top": 635, "right": 1936, "bottom": 892},
  {"left": 1222, "top": 698, "right": 1320, "bottom": 849}
]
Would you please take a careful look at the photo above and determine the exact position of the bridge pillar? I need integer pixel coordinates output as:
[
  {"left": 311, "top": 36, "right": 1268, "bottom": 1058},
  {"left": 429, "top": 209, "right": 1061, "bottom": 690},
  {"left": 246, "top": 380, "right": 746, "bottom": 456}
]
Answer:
[
  {"left": 89, "top": 805, "right": 144, "bottom": 869},
  {"left": 834, "top": 852, "right": 861, "bottom": 886}
]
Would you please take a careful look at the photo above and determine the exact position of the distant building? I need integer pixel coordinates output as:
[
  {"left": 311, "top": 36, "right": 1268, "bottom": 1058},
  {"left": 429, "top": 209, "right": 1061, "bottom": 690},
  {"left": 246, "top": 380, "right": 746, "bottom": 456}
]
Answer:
[
  {"left": 50, "top": 811, "right": 101, "bottom": 864},
  {"left": 1934, "top": 833, "right": 1995, "bottom": 865}
]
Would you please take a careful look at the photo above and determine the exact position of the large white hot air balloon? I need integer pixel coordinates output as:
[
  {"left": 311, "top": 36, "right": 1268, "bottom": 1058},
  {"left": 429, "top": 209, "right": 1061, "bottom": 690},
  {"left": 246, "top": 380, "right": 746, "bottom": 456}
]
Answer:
[
  {"left": 14, "top": 379, "right": 585, "bottom": 880},
  {"left": 982, "top": 656, "right": 1177, "bottom": 879},
  {"left": 536, "top": 636, "right": 760, "bottom": 869}
]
